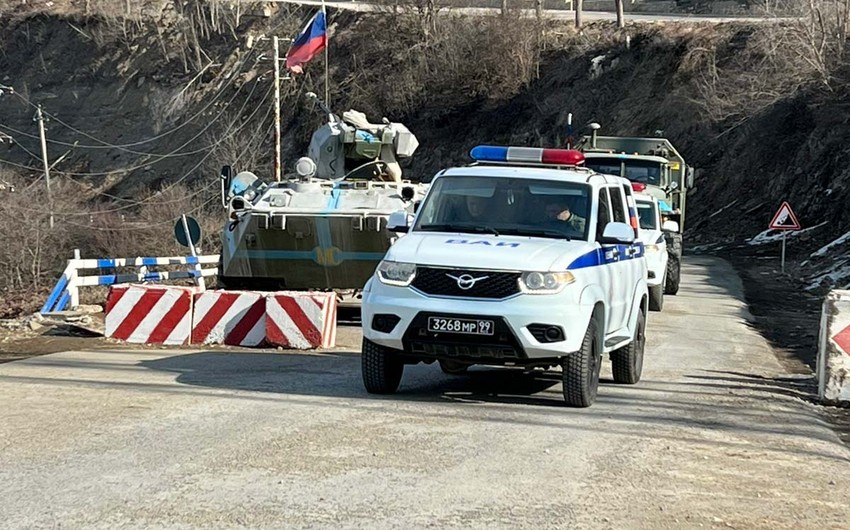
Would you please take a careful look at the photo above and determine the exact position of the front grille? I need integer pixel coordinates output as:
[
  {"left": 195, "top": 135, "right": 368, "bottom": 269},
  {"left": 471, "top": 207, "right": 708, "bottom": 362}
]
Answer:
[
  {"left": 411, "top": 267, "right": 520, "bottom": 299},
  {"left": 402, "top": 312, "right": 526, "bottom": 360}
]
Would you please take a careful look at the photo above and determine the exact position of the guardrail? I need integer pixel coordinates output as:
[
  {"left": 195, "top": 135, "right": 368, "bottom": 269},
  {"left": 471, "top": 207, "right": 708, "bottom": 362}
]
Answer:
[{"left": 41, "top": 250, "right": 220, "bottom": 315}]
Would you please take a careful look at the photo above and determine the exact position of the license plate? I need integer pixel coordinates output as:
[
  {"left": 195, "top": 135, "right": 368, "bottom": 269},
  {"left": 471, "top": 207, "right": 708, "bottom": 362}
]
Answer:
[{"left": 427, "top": 317, "right": 494, "bottom": 336}]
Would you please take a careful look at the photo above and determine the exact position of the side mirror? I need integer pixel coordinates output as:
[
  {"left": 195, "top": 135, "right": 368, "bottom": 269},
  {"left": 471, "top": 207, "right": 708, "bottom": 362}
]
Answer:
[
  {"left": 662, "top": 220, "right": 680, "bottom": 233},
  {"left": 387, "top": 210, "right": 410, "bottom": 233},
  {"left": 220, "top": 165, "right": 233, "bottom": 207},
  {"left": 686, "top": 167, "right": 696, "bottom": 189},
  {"left": 599, "top": 222, "right": 635, "bottom": 245}
]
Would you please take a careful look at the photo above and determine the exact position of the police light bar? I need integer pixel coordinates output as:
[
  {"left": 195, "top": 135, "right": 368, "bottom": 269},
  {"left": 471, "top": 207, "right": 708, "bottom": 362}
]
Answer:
[{"left": 470, "top": 145, "right": 586, "bottom": 166}]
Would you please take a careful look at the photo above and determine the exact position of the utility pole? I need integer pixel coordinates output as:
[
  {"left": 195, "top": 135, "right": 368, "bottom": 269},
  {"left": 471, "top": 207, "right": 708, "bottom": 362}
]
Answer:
[
  {"left": 34, "top": 105, "right": 54, "bottom": 229},
  {"left": 576, "top": 0, "right": 583, "bottom": 29},
  {"left": 273, "top": 35, "right": 282, "bottom": 182},
  {"left": 615, "top": 0, "right": 624, "bottom": 28}
]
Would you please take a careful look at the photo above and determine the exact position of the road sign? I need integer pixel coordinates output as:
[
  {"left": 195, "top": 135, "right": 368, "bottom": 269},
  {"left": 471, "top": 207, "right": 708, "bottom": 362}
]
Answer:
[
  {"left": 769, "top": 201, "right": 801, "bottom": 230},
  {"left": 174, "top": 215, "right": 202, "bottom": 248},
  {"left": 833, "top": 324, "right": 850, "bottom": 357}
]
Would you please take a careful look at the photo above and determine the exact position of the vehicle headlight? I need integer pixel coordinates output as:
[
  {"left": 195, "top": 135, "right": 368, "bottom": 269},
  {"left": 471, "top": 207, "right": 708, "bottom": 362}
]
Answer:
[
  {"left": 376, "top": 260, "right": 417, "bottom": 286},
  {"left": 645, "top": 244, "right": 661, "bottom": 253},
  {"left": 519, "top": 271, "right": 576, "bottom": 294}
]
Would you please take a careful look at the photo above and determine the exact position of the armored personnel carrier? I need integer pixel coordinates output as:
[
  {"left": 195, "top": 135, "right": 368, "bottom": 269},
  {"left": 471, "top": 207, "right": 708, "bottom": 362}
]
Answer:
[
  {"left": 576, "top": 124, "right": 695, "bottom": 295},
  {"left": 217, "top": 94, "right": 428, "bottom": 305}
]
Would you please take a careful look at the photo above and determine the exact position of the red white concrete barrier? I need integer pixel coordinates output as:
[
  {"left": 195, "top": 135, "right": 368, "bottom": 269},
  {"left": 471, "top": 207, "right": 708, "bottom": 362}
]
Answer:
[
  {"left": 266, "top": 292, "right": 337, "bottom": 349},
  {"left": 191, "top": 291, "right": 266, "bottom": 347},
  {"left": 105, "top": 285, "right": 194, "bottom": 345},
  {"left": 818, "top": 289, "right": 850, "bottom": 403}
]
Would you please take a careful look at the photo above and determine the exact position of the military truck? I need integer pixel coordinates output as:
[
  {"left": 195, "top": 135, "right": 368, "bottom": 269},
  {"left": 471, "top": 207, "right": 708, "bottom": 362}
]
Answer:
[
  {"left": 576, "top": 124, "right": 694, "bottom": 295},
  {"left": 216, "top": 94, "right": 428, "bottom": 305}
]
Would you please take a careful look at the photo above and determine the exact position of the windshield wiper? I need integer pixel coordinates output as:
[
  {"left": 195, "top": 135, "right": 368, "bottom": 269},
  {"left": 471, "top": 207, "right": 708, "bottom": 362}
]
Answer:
[
  {"left": 501, "top": 227, "right": 572, "bottom": 241},
  {"left": 419, "top": 223, "right": 500, "bottom": 236}
]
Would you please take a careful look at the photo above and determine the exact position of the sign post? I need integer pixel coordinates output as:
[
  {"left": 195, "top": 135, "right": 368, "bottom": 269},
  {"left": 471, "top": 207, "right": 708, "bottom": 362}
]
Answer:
[
  {"left": 768, "top": 201, "right": 801, "bottom": 274},
  {"left": 174, "top": 215, "right": 205, "bottom": 290}
]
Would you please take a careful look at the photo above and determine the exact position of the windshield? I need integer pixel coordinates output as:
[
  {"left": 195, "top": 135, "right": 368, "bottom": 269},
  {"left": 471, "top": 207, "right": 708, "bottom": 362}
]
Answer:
[
  {"left": 584, "top": 157, "right": 663, "bottom": 186},
  {"left": 413, "top": 175, "right": 592, "bottom": 240},
  {"left": 636, "top": 201, "right": 657, "bottom": 230}
]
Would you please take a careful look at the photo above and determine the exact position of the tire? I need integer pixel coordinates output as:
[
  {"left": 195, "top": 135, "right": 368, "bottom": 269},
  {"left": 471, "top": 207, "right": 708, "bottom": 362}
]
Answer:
[
  {"left": 649, "top": 283, "right": 664, "bottom": 311},
  {"left": 361, "top": 338, "right": 404, "bottom": 394},
  {"left": 562, "top": 317, "right": 602, "bottom": 407},
  {"left": 439, "top": 359, "right": 469, "bottom": 375},
  {"left": 611, "top": 309, "right": 646, "bottom": 384},
  {"left": 664, "top": 255, "right": 681, "bottom": 295}
]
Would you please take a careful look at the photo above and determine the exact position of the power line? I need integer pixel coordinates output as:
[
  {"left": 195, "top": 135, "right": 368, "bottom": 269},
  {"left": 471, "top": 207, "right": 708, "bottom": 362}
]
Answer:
[
  {"left": 0, "top": 82, "right": 274, "bottom": 217},
  {"left": 2, "top": 76, "right": 261, "bottom": 177},
  {"left": 1, "top": 48, "right": 258, "bottom": 153}
]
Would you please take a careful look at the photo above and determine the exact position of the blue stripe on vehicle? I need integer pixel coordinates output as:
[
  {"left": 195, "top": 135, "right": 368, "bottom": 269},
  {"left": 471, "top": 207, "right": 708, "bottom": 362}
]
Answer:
[
  {"left": 567, "top": 243, "right": 645, "bottom": 270},
  {"left": 567, "top": 249, "right": 603, "bottom": 270}
]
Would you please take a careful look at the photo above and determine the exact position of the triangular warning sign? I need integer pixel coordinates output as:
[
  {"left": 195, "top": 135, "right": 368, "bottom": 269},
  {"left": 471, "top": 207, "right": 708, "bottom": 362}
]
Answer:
[{"left": 769, "top": 201, "right": 801, "bottom": 230}]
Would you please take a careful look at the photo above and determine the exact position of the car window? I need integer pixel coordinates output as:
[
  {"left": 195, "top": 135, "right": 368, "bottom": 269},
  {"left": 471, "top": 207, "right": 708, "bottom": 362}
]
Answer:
[
  {"left": 609, "top": 186, "right": 627, "bottom": 224},
  {"left": 413, "top": 175, "right": 592, "bottom": 240},
  {"left": 596, "top": 188, "right": 611, "bottom": 240},
  {"left": 636, "top": 201, "right": 657, "bottom": 230}
]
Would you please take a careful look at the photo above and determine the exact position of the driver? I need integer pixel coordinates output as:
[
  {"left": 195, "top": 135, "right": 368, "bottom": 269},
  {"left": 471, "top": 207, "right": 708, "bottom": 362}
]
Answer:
[
  {"left": 465, "top": 195, "right": 488, "bottom": 220},
  {"left": 545, "top": 199, "right": 585, "bottom": 233}
]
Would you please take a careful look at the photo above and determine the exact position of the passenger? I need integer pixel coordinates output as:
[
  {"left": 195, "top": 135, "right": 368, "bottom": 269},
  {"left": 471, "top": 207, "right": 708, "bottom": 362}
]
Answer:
[
  {"left": 465, "top": 195, "right": 488, "bottom": 220},
  {"left": 545, "top": 199, "right": 586, "bottom": 233}
]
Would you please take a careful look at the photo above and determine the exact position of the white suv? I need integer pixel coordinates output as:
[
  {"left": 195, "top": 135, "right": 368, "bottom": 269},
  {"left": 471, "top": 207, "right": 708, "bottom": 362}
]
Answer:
[
  {"left": 635, "top": 193, "right": 670, "bottom": 311},
  {"left": 360, "top": 146, "right": 649, "bottom": 407}
]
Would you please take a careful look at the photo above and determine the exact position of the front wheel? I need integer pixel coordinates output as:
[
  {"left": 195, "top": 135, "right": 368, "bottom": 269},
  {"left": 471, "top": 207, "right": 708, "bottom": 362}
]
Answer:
[
  {"left": 562, "top": 318, "right": 602, "bottom": 407},
  {"left": 611, "top": 309, "right": 646, "bottom": 384},
  {"left": 362, "top": 339, "right": 404, "bottom": 394},
  {"left": 664, "top": 255, "right": 681, "bottom": 295}
]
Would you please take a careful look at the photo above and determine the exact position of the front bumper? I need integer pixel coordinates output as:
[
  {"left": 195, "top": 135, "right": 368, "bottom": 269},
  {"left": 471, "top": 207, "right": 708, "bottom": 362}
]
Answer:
[
  {"left": 362, "top": 280, "right": 593, "bottom": 362},
  {"left": 645, "top": 251, "right": 667, "bottom": 287}
]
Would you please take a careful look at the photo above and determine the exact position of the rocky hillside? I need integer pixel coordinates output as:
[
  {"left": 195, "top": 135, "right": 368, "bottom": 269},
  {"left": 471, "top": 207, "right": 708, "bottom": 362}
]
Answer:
[{"left": 1, "top": 0, "right": 849, "bottom": 301}]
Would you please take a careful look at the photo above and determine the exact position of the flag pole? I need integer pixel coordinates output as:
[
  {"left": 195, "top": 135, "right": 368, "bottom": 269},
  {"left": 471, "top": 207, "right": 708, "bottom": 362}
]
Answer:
[{"left": 322, "top": 0, "right": 330, "bottom": 108}]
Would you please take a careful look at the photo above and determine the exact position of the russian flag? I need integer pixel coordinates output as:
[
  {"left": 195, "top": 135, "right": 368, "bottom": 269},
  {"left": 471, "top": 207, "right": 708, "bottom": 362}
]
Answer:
[{"left": 285, "top": 9, "right": 327, "bottom": 74}]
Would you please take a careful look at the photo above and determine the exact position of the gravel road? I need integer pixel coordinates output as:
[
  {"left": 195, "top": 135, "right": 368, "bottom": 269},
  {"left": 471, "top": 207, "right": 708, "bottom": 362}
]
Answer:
[{"left": 0, "top": 256, "right": 847, "bottom": 529}]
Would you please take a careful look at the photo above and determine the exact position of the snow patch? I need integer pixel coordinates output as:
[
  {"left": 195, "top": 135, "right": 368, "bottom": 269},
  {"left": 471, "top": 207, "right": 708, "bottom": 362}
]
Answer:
[
  {"left": 708, "top": 199, "right": 739, "bottom": 219},
  {"left": 810, "top": 230, "right": 850, "bottom": 258},
  {"left": 746, "top": 222, "right": 828, "bottom": 246}
]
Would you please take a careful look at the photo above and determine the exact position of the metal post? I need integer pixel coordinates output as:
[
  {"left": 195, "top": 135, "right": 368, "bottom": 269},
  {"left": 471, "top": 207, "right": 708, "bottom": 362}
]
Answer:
[
  {"left": 576, "top": 0, "right": 583, "bottom": 29},
  {"left": 615, "top": 0, "right": 624, "bottom": 28},
  {"left": 35, "top": 105, "right": 53, "bottom": 228},
  {"left": 69, "top": 248, "right": 81, "bottom": 309},
  {"left": 273, "top": 36, "right": 282, "bottom": 182},
  {"left": 181, "top": 214, "right": 205, "bottom": 291},
  {"left": 322, "top": 3, "right": 330, "bottom": 108},
  {"left": 781, "top": 230, "right": 787, "bottom": 274}
]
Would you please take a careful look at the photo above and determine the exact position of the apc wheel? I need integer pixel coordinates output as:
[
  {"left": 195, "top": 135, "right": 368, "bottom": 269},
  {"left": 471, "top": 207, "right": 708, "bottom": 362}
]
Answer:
[
  {"left": 664, "top": 255, "right": 681, "bottom": 295},
  {"left": 439, "top": 359, "right": 469, "bottom": 375},
  {"left": 611, "top": 309, "right": 646, "bottom": 384},
  {"left": 649, "top": 283, "right": 664, "bottom": 311},
  {"left": 562, "top": 318, "right": 601, "bottom": 407},
  {"left": 362, "top": 338, "right": 403, "bottom": 394}
]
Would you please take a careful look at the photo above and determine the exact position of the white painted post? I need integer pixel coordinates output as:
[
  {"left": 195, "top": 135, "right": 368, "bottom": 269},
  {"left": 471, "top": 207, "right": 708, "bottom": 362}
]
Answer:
[{"left": 68, "top": 249, "right": 81, "bottom": 309}]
